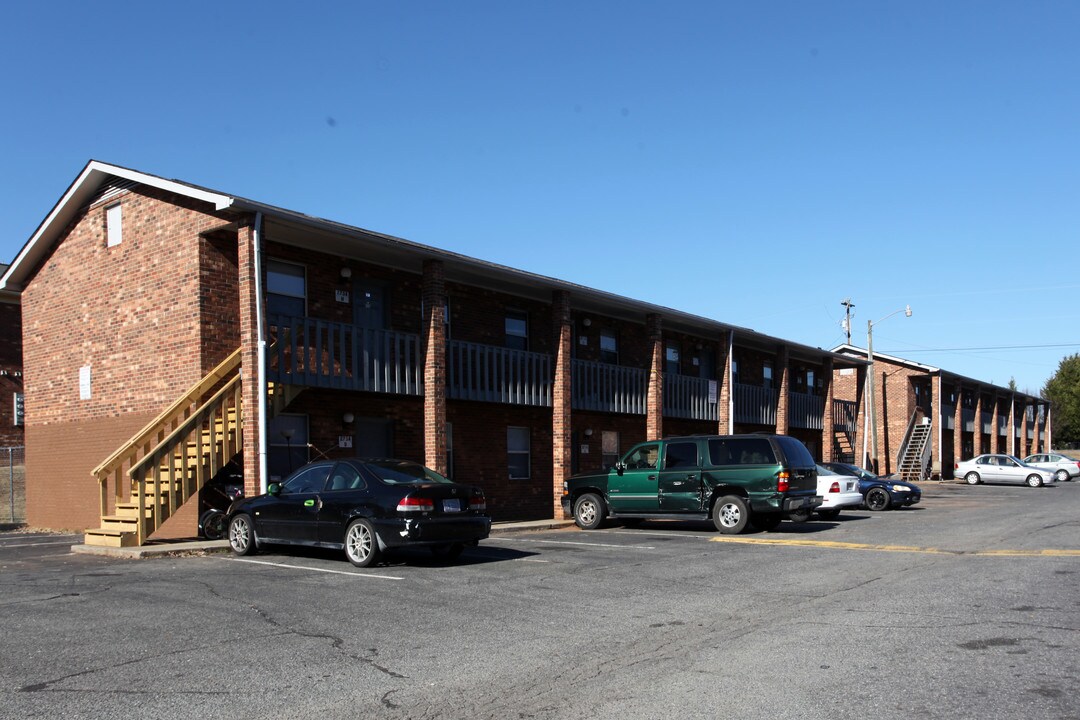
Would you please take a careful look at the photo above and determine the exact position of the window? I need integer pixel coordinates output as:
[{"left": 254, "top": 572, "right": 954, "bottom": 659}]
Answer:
[
  {"left": 268, "top": 414, "right": 309, "bottom": 481},
  {"left": 732, "top": 358, "right": 739, "bottom": 382},
  {"left": 623, "top": 443, "right": 660, "bottom": 469},
  {"left": 665, "top": 343, "right": 680, "bottom": 375},
  {"left": 601, "top": 430, "right": 619, "bottom": 469},
  {"left": 664, "top": 441, "right": 698, "bottom": 469},
  {"left": 600, "top": 330, "right": 618, "bottom": 364},
  {"left": 106, "top": 204, "right": 122, "bottom": 247},
  {"left": 709, "top": 438, "right": 776, "bottom": 466},
  {"left": 281, "top": 463, "right": 332, "bottom": 493},
  {"left": 327, "top": 463, "right": 365, "bottom": 492},
  {"left": 508, "top": 427, "right": 531, "bottom": 479},
  {"left": 505, "top": 311, "right": 528, "bottom": 350},
  {"left": 267, "top": 260, "right": 306, "bottom": 317},
  {"left": 806, "top": 370, "right": 815, "bottom": 394},
  {"left": 763, "top": 362, "right": 773, "bottom": 388},
  {"left": 446, "top": 422, "right": 454, "bottom": 479}
]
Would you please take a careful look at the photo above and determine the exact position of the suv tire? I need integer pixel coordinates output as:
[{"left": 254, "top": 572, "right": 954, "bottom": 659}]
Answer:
[
  {"left": 713, "top": 495, "right": 749, "bottom": 534},
  {"left": 574, "top": 493, "right": 606, "bottom": 530}
]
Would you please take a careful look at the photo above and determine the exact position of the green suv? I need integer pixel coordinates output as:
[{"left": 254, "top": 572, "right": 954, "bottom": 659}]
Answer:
[{"left": 561, "top": 434, "right": 821, "bottom": 534}]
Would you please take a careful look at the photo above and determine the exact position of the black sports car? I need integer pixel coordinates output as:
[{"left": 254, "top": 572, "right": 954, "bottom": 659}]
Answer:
[
  {"left": 226, "top": 458, "right": 490, "bottom": 567},
  {"left": 821, "top": 462, "right": 922, "bottom": 511}
]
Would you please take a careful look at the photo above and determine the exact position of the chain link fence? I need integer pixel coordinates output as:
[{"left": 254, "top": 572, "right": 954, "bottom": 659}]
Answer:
[{"left": 0, "top": 447, "right": 25, "bottom": 524}]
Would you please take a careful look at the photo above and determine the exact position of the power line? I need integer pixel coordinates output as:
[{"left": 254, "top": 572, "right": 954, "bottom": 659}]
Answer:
[{"left": 881, "top": 342, "right": 1080, "bottom": 353}]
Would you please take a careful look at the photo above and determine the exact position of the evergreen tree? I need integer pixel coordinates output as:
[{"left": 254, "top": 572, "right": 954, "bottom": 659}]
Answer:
[{"left": 1042, "top": 354, "right": 1080, "bottom": 446}]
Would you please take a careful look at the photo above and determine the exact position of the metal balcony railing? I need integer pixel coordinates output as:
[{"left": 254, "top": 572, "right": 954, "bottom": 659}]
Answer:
[
  {"left": 268, "top": 315, "right": 422, "bottom": 396},
  {"left": 734, "top": 383, "right": 777, "bottom": 426},
  {"left": 663, "top": 374, "right": 718, "bottom": 421},
  {"left": 571, "top": 359, "right": 646, "bottom": 415},
  {"left": 789, "top": 391, "right": 824, "bottom": 430},
  {"left": 448, "top": 341, "right": 551, "bottom": 407}
]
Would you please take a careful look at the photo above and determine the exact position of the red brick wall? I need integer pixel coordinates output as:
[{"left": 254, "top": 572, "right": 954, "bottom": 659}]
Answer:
[{"left": 22, "top": 185, "right": 236, "bottom": 529}]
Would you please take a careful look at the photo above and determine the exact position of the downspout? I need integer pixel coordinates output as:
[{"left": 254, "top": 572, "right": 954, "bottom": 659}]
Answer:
[
  {"left": 253, "top": 212, "right": 269, "bottom": 494},
  {"left": 726, "top": 331, "right": 735, "bottom": 434}
]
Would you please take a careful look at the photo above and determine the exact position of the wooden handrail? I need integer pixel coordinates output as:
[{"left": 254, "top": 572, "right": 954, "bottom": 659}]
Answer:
[{"left": 92, "top": 348, "right": 242, "bottom": 478}]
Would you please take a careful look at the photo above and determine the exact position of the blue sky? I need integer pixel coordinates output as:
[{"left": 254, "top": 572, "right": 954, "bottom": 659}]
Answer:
[{"left": 2, "top": 1, "right": 1078, "bottom": 394}]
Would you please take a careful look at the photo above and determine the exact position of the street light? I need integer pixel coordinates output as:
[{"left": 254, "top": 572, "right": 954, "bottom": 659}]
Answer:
[{"left": 865, "top": 305, "right": 912, "bottom": 474}]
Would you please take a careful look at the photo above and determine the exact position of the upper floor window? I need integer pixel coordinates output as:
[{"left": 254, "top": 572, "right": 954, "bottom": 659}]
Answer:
[
  {"left": 763, "top": 362, "right": 774, "bottom": 388},
  {"left": 267, "top": 260, "right": 306, "bottom": 317},
  {"left": 600, "top": 330, "right": 618, "bottom": 364},
  {"left": 106, "top": 204, "right": 123, "bottom": 247},
  {"left": 505, "top": 311, "right": 528, "bottom": 350},
  {"left": 665, "top": 343, "right": 680, "bottom": 375}
]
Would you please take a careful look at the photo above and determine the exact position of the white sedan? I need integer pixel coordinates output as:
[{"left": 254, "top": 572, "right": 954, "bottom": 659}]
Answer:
[
  {"left": 954, "top": 454, "right": 1054, "bottom": 487},
  {"left": 1022, "top": 453, "right": 1080, "bottom": 483},
  {"left": 789, "top": 466, "right": 864, "bottom": 521}
]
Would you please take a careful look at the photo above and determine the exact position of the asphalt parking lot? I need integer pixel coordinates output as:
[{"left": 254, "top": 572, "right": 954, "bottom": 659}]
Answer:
[{"left": 2, "top": 480, "right": 1079, "bottom": 720}]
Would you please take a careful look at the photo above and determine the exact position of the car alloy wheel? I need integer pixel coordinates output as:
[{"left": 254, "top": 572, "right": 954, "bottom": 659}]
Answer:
[
  {"left": 229, "top": 514, "right": 256, "bottom": 556},
  {"left": 1054, "top": 469, "right": 1069, "bottom": 483},
  {"left": 712, "top": 495, "right": 749, "bottom": 534},
  {"left": 1026, "top": 474, "right": 1043, "bottom": 488},
  {"left": 965, "top": 472, "right": 980, "bottom": 485},
  {"left": 345, "top": 519, "right": 381, "bottom": 568}
]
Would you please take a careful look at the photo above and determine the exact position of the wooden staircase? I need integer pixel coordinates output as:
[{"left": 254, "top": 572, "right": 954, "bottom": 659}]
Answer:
[{"left": 85, "top": 350, "right": 243, "bottom": 547}]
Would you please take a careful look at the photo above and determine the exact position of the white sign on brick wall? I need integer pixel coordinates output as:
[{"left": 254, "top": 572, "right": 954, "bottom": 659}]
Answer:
[{"left": 79, "top": 365, "right": 92, "bottom": 400}]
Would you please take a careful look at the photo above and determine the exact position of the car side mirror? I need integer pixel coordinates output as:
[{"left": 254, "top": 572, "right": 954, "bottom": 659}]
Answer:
[
  {"left": 614, "top": 462, "right": 625, "bottom": 476},
  {"left": 267, "top": 482, "right": 282, "bottom": 497}
]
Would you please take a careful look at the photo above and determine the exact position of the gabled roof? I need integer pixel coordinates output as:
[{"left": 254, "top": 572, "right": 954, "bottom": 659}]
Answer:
[
  {"left": 832, "top": 344, "right": 1043, "bottom": 403},
  {"left": 2, "top": 160, "right": 864, "bottom": 369}
]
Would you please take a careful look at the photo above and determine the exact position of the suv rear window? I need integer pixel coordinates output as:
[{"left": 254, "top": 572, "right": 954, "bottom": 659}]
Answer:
[
  {"left": 773, "top": 436, "right": 815, "bottom": 467},
  {"left": 708, "top": 438, "right": 776, "bottom": 466}
]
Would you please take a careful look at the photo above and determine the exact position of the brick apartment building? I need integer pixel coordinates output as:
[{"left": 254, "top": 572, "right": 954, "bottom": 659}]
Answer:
[
  {"left": 3, "top": 161, "right": 873, "bottom": 543},
  {"left": 0, "top": 265, "right": 23, "bottom": 448},
  {"left": 831, "top": 345, "right": 1050, "bottom": 481}
]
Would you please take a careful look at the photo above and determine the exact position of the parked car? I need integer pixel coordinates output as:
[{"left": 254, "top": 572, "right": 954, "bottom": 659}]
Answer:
[
  {"left": 954, "top": 454, "right": 1054, "bottom": 487},
  {"left": 226, "top": 458, "right": 490, "bottom": 567},
  {"left": 821, "top": 462, "right": 922, "bottom": 511},
  {"left": 787, "top": 465, "right": 863, "bottom": 521},
  {"left": 1022, "top": 453, "right": 1080, "bottom": 483},
  {"left": 562, "top": 434, "right": 821, "bottom": 534}
]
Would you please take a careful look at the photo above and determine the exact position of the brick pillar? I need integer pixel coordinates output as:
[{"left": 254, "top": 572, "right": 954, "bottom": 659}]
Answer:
[
  {"left": 237, "top": 217, "right": 262, "bottom": 499},
  {"left": 953, "top": 387, "right": 963, "bottom": 469},
  {"left": 973, "top": 392, "right": 984, "bottom": 455},
  {"left": 1002, "top": 397, "right": 1010, "bottom": 453},
  {"left": 646, "top": 313, "right": 663, "bottom": 439},
  {"left": 1020, "top": 400, "right": 1029, "bottom": 457},
  {"left": 775, "top": 345, "right": 790, "bottom": 435},
  {"left": 989, "top": 396, "right": 1000, "bottom": 454},
  {"left": 855, "top": 364, "right": 868, "bottom": 467},
  {"left": 717, "top": 331, "right": 733, "bottom": 435},
  {"left": 1045, "top": 405, "right": 1053, "bottom": 451},
  {"left": 821, "top": 358, "right": 835, "bottom": 462},
  {"left": 930, "top": 374, "right": 942, "bottom": 479},
  {"left": 1028, "top": 403, "right": 1036, "bottom": 453},
  {"left": 552, "top": 291, "right": 573, "bottom": 518},
  {"left": 422, "top": 260, "right": 447, "bottom": 474}
]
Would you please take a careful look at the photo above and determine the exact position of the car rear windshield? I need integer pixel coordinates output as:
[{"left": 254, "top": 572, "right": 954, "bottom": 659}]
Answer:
[
  {"left": 774, "top": 436, "right": 815, "bottom": 467},
  {"left": 365, "top": 460, "right": 452, "bottom": 485},
  {"left": 708, "top": 438, "right": 776, "bottom": 466}
]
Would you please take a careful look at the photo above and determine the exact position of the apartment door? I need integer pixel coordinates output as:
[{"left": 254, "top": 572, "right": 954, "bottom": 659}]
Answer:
[
  {"left": 354, "top": 417, "right": 392, "bottom": 458},
  {"left": 353, "top": 281, "right": 387, "bottom": 329}
]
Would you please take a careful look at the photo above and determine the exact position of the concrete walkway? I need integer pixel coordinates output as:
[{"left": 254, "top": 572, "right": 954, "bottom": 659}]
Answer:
[{"left": 71, "top": 517, "right": 577, "bottom": 559}]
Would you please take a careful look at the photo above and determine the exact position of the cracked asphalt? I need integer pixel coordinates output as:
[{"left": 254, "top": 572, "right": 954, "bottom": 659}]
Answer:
[{"left": 2, "top": 480, "right": 1078, "bottom": 719}]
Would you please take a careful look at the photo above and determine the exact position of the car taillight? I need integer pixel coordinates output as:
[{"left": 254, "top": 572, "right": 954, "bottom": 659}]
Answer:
[
  {"left": 469, "top": 492, "right": 486, "bottom": 511},
  {"left": 397, "top": 496, "right": 434, "bottom": 513},
  {"left": 777, "top": 471, "right": 790, "bottom": 493},
  {"left": 829, "top": 481, "right": 840, "bottom": 493}
]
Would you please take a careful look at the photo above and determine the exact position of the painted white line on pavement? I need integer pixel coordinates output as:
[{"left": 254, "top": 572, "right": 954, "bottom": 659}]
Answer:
[
  {"left": 0, "top": 540, "right": 81, "bottom": 549},
  {"left": 228, "top": 557, "right": 404, "bottom": 580}
]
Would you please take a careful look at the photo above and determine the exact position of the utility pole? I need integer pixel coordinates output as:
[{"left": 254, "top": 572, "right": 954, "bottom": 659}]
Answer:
[{"left": 840, "top": 298, "right": 855, "bottom": 344}]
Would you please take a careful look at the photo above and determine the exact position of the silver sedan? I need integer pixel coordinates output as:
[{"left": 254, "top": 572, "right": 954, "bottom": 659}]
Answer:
[
  {"left": 1023, "top": 453, "right": 1080, "bottom": 483},
  {"left": 955, "top": 454, "right": 1054, "bottom": 487}
]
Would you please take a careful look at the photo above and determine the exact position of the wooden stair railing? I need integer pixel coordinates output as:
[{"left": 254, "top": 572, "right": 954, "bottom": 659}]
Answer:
[{"left": 86, "top": 349, "right": 242, "bottom": 547}]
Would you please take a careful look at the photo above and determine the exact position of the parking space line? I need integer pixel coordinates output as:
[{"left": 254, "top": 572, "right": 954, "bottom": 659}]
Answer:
[
  {"left": 0, "top": 540, "right": 80, "bottom": 549},
  {"left": 228, "top": 557, "right": 404, "bottom": 580},
  {"left": 709, "top": 536, "right": 1080, "bottom": 556},
  {"left": 496, "top": 538, "right": 656, "bottom": 550}
]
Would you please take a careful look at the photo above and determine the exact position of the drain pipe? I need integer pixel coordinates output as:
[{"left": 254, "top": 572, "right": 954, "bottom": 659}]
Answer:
[{"left": 253, "top": 212, "right": 269, "bottom": 494}]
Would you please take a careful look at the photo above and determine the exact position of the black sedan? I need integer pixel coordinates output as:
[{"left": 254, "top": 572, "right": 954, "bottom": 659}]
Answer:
[
  {"left": 821, "top": 462, "right": 922, "bottom": 511},
  {"left": 226, "top": 458, "right": 491, "bottom": 567}
]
